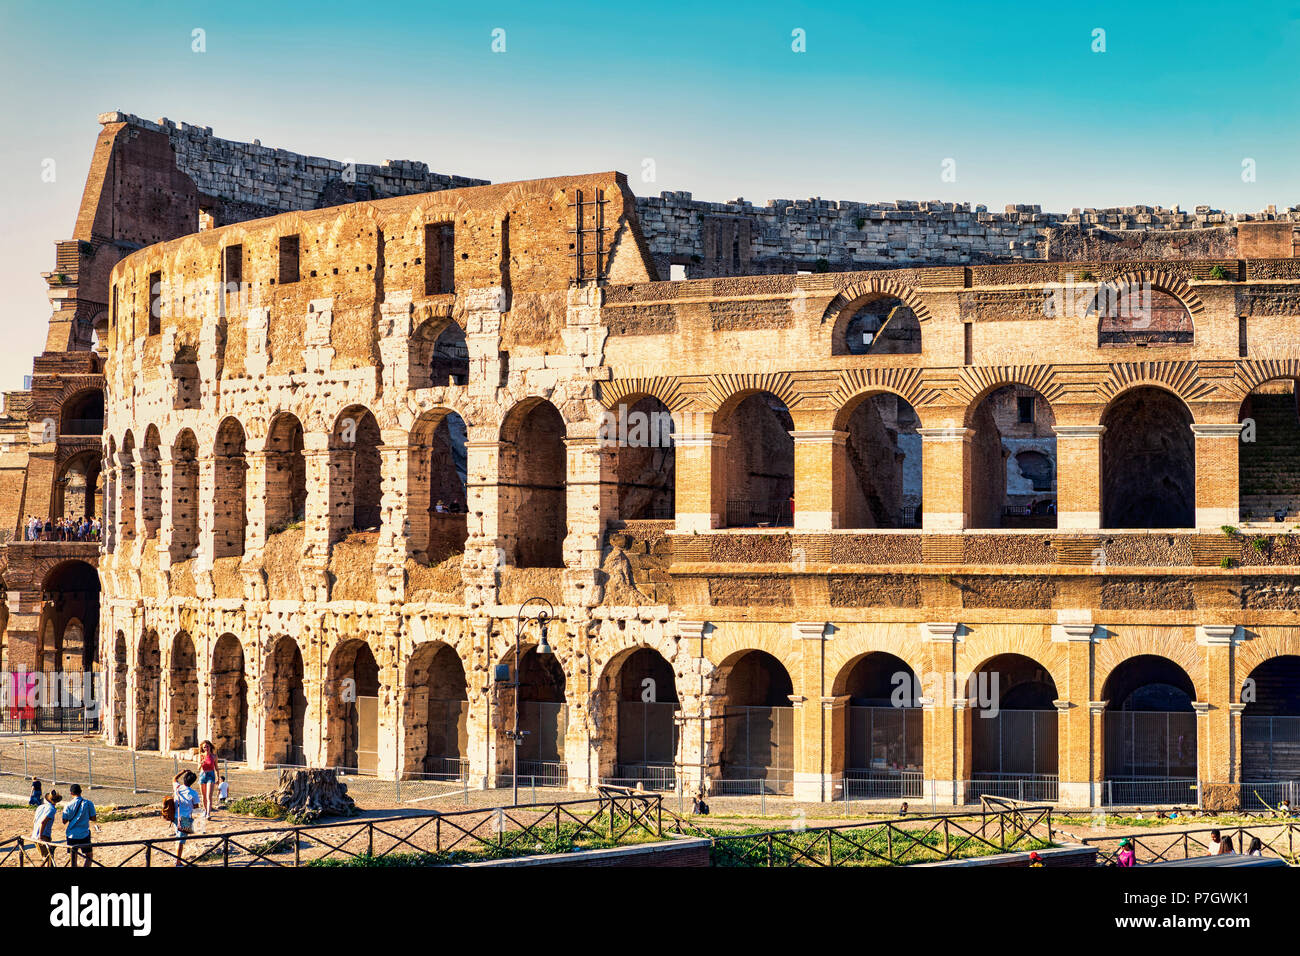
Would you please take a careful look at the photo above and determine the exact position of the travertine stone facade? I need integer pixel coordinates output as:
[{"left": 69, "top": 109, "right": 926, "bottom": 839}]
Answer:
[{"left": 93, "top": 164, "right": 1300, "bottom": 807}]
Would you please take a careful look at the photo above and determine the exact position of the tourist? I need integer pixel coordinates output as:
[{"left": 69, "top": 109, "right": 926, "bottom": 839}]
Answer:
[
  {"left": 1247, "top": 836, "right": 1263, "bottom": 857},
  {"left": 218, "top": 775, "right": 229, "bottom": 807},
  {"left": 28, "top": 779, "right": 42, "bottom": 806},
  {"left": 435, "top": 500, "right": 447, "bottom": 514},
  {"left": 197, "top": 740, "right": 219, "bottom": 819},
  {"left": 61, "top": 782, "right": 96, "bottom": 867},
  {"left": 171, "top": 770, "right": 201, "bottom": 866},
  {"left": 1207, "top": 829, "right": 1225, "bottom": 855},
  {"left": 1116, "top": 837, "right": 1136, "bottom": 867},
  {"left": 31, "top": 788, "right": 61, "bottom": 867},
  {"left": 1279, "top": 799, "right": 1292, "bottom": 818},
  {"left": 899, "top": 801, "right": 909, "bottom": 816},
  {"left": 1027, "top": 851, "right": 1043, "bottom": 867},
  {"left": 1219, "top": 834, "right": 1235, "bottom": 854}
]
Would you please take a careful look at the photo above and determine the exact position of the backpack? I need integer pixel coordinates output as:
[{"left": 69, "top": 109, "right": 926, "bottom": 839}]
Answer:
[{"left": 161, "top": 796, "right": 176, "bottom": 823}]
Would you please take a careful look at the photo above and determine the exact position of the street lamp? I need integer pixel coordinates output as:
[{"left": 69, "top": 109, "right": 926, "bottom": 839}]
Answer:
[{"left": 496, "top": 596, "right": 554, "bottom": 806}]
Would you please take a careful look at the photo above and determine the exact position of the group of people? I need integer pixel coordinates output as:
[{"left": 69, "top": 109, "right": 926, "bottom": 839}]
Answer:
[
  {"left": 27, "top": 740, "right": 227, "bottom": 867},
  {"left": 22, "top": 514, "right": 101, "bottom": 542},
  {"left": 1106, "top": 830, "right": 1267, "bottom": 868}
]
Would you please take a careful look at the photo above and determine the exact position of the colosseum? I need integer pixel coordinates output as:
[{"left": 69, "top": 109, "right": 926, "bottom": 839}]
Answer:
[{"left": 8, "top": 111, "right": 1300, "bottom": 809}]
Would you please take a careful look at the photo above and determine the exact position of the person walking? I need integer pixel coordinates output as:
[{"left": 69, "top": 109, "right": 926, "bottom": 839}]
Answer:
[
  {"left": 61, "top": 782, "right": 96, "bottom": 867},
  {"left": 197, "top": 740, "right": 219, "bottom": 819},
  {"left": 31, "top": 788, "right": 61, "bottom": 867},
  {"left": 1116, "top": 837, "right": 1136, "bottom": 867},
  {"left": 171, "top": 770, "right": 201, "bottom": 866},
  {"left": 28, "top": 779, "right": 42, "bottom": 806}
]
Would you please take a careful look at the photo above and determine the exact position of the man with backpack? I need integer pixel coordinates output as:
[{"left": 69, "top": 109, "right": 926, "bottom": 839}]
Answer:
[
  {"left": 168, "top": 770, "right": 201, "bottom": 866},
  {"left": 61, "top": 782, "right": 96, "bottom": 867}
]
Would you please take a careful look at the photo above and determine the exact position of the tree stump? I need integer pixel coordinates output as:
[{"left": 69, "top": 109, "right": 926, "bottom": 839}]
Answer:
[{"left": 266, "top": 768, "right": 357, "bottom": 822}]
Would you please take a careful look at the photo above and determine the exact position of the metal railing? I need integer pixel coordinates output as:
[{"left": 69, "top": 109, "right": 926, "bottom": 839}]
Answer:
[
  {"left": 1085, "top": 821, "right": 1300, "bottom": 865},
  {"left": 496, "top": 760, "right": 568, "bottom": 789},
  {"left": 843, "top": 769, "right": 923, "bottom": 800},
  {"left": 967, "top": 773, "right": 1060, "bottom": 803},
  {"left": 711, "top": 805, "right": 1054, "bottom": 867},
  {"left": 609, "top": 764, "right": 677, "bottom": 790},
  {"left": 725, "top": 498, "right": 793, "bottom": 528},
  {"left": 0, "top": 792, "right": 668, "bottom": 868},
  {"left": 1103, "top": 777, "right": 1199, "bottom": 806}
]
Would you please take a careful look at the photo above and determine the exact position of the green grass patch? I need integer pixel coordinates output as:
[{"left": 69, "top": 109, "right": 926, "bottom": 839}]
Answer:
[{"left": 707, "top": 823, "right": 1052, "bottom": 867}]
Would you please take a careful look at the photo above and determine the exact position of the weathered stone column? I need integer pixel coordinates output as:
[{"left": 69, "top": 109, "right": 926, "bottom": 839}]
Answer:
[
  {"left": 156, "top": 446, "right": 179, "bottom": 570},
  {"left": 674, "top": 432, "right": 727, "bottom": 531},
  {"left": 791, "top": 431, "right": 847, "bottom": 530},
  {"left": 675, "top": 620, "right": 715, "bottom": 793},
  {"left": 1198, "top": 623, "right": 1240, "bottom": 793},
  {"left": 563, "top": 434, "right": 613, "bottom": 607},
  {"left": 791, "top": 621, "right": 830, "bottom": 801},
  {"left": 1053, "top": 425, "right": 1104, "bottom": 530},
  {"left": 376, "top": 431, "right": 412, "bottom": 601},
  {"left": 918, "top": 427, "right": 971, "bottom": 531},
  {"left": 1191, "top": 423, "right": 1244, "bottom": 530},
  {"left": 376, "top": 614, "right": 402, "bottom": 779},
  {"left": 462, "top": 434, "right": 504, "bottom": 606},
  {"left": 115, "top": 448, "right": 137, "bottom": 549},
  {"left": 242, "top": 445, "right": 271, "bottom": 553},
  {"left": 1054, "top": 613, "right": 1099, "bottom": 806},
  {"left": 921, "top": 621, "right": 962, "bottom": 805},
  {"left": 1089, "top": 700, "right": 1108, "bottom": 804}
]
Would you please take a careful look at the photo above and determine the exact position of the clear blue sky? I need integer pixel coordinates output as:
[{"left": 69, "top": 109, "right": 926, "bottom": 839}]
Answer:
[{"left": 1, "top": 0, "right": 1298, "bottom": 390}]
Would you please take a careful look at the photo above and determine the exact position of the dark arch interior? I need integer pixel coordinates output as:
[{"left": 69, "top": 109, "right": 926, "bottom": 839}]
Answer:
[
  {"left": 721, "top": 651, "right": 794, "bottom": 787},
  {"left": 406, "top": 642, "right": 468, "bottom": 773},
  {"left": 838, "top": 296, "right": 921, "bottom": 355},
  {"left": 61, "top": 389, "right": 104, "bottom": 434},
  {"left": 40, "top": 560, "right": 100, "bottom": 670},
  {"left": 614, "top": 397, "right": 675, "bottom": 521},
  {"left": 840, "top": 652, "right": 917, "bottom": 706},
  {"left": 266, "top": 415, "right": 307, "bottom": 531},
  {"left": 332, "top": 640, "right": 380, "bottom": 770},
  {"left": 720, "top": 393, "right": 794, "bottom": 528},
  {"left": 614, "top": 648, "right": 679, "bottom": 782},
  {"left": 210, "top": 634, "right": 248, "bottom": 760},
  {"left": 336, "top": 410, "right": 382, "bottom": 533},
  {"left": 1238, "top": 381, "right": 1300, "bottom": 523},
  {"left": 726, "top": 650, "right": 793, "bottom": 707},
  {"left": 1101, "top": 387, "right": 1194, "bottom": 529},
  {"left": 169, "top": 632, "right": 199, "bottom": 751},
  {"left": 1103, "top": 655, "right": 1198, "bottom": 786},
  {"left": 841, "top": 392, "right": 922, "bottom": 529},
  {"left": 968, "top": 385, "right": 1057, "bottom": 529},
  {"left": 501, "top": 401, "right": 567, "bottom": 567},
  {"left": 970, "top": 654, "right": 1059, "bottom": 783},
  {"left": 840, "top": 652, "right": 923, "bottom": 779},
  {"left": 266, "top": 637, "right": 306, "bottom": 765},
  {"left": 1103, "top": 655, "right": 1195, "bottom": 712}
]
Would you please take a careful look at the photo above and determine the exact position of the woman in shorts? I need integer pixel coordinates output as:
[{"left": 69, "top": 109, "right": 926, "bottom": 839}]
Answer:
[{"left": 197, "top": 740, "right": 219, "bottom": 820}]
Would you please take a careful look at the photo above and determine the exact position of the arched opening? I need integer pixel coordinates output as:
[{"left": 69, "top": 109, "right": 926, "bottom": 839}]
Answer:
[
  {"left": 836, "top": 652, "right": 923, "bottom": 797},
  {"left": 265, "top": 636, "right": 306, "bottom": 766},
  {"left": 210, "top": 634, "right": 248, "bottom": 761},
  {"left": 169, "top": 632, "right": 198, "bottom": 752},
  {"left": 170, "top": 430, "right": 199, "bottom": 560},
  {"left": 1103, "top": 655, "right": 1197, "bottom": 805},
  {"left": 411, "top": 318, "right": 470, "bottom": 388},
  {"left": 409, "top": 410, "right": 468, "bottom": 564},
  {"left": 40, "top": 561, "right": 100, "bottom": 672},
  {"left": 403, "top": 642, "right": 468, "bottom": 777},
  {"left": 1095, "top": 283, "right": 1194, "bottom": 347},
  {"left": 834, "top": 295, "right": 922, "bottom": 355},
  {"left": 607, "top": 647, "right": 679, "bottom": 788},
  {"left": 968, "top": 385, "right": 1057, "bottom": 528},
  {"left": 718, "top": 392, "right": 794, "bottom": 528},
  {"left": 112, "top": 632, "right": 128, "bottom": 745},
  {"left": 54, "top": 451, "right": 102, "bottom": 523},
  {"left": 332, "top": 407, "right": 382, "bottom": 535},
  {"left": 265, "top": 413, "right": 307, "bottom": 533},
  {"left": 139, "top": 426, "right": 162, "bottom": 539},
  {"left": 1238, "top": 379, "right": 1300, "bottom": 524},
  {"left": 327, "top": 639, "right": 380, "bottom": 772},
  {"left": 496, "top": 645, "right": 568, "bottom": 786},
  {"left": 837, "top": 392, "right": 922, "bottom": 529},
  {"left": 1101, "top": 387, "right": 1194, "bottom": 529},
  {"left": 499, "top": 399, "right": 567, "bottom": 568},
  {"left": 213, "top": 418, "right": 247, "bottom": 558},
  {"left": 136, "top": 630, "right": 161, "bottom": 751},
  {"left": 611, "top": 397, "right": 676, "bottom": 521},
  {"left": 60, "top": 388, "right": 104, "bottom": 436},
  {"left": 1241, "top": 656, "right": 1300, "bottom": 796},
  {"left": 117, "top": 431, "right": 137, "bottom": 545},
  {"left": 719, "top": 650, "right": 794, "bottom": 793},
  {"left": 969, "top": 654, "right": 1059, "bottom": 801}
]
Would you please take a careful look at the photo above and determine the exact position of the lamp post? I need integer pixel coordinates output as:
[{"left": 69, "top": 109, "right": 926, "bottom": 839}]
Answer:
[{"left": 497, "top": 596, "right": 554, "bottom": 807}]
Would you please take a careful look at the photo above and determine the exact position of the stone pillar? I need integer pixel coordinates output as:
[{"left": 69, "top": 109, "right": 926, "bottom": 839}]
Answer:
[
  {"left": 462, "top": 436, "right": 504, "bottom": 606},
  {"left": 562, "top": 435, "right": 613, "bottom": 607},
  {"left": 675, "top": 620, "right": 715, "bottom": 792},
  {"left": 301, "top": 436, "right": 339, "bottom": 561},
  {"left": 918, "top": 427, "right": 971, "bottom": 531},
  {"left": 156, "top": 446, "right": 179, "bottom": 570},
  {"left": 1053, "top": 425, "right": 1104, "bottom": 530},
  {"left": 103, "top": 465, "right": 118, "bottom": 554},
  {"left": 920, "top": 621, "right": 962, "bottom": 805},
  {"left": 134, "top": 445, "right": 161, "bottom": 543},
  {"left": 791, "top": 621, "right": 831, "bottom": 801},
  {"left": 674, "top": 432, "right": 728, "bottom": 531},
  {"left": 115, "top": 449, "right": 136, "bottom": 549},
  {"left": 1054, "top": 614, "right": 1100, "bottom": 806},
  {"left": 1089, "top": 700, "right": 1108, "bottom": 804},
  {"left": 195, "top": 453, "right": 218, "bottom": 564},
  {"left": 242, "top": 446, "right": 271, "bottom": 554},
  {"left": 376, "top": 615, "right": 402, "bottom": 779},
  {"left": 1191, "top": 423, "right": 1244, "bottom": 530},
  {"left": 376, "top": 432, "right": 412, "bottom": 602},
  {"left": 791, "top": 431, "right": 846, "bottom": 530},
  {"left": 1197, "top": 623, "right": 1240, "bottom": 791}
]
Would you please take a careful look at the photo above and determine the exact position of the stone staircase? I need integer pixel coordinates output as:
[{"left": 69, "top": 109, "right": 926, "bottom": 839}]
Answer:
[{"left": 1240, "top": 389, "right": 1300, "bottom": 521}]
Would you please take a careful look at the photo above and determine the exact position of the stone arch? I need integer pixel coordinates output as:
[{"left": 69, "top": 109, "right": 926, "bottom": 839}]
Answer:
[
  {"left": 715, "top": 649, "right": 794, "bottom": 790},
  {"left": 117, "top": 430, "right": 137, "bottom": 545},
  {"left": 411, "top": 317, "right": 469, "bottom": 388},
  {"left": 210, "top": 633, "right": 248, "bottom": 761},
  {"left": 498, "top": 397, "right": 567, "bottom": 568},
  {"left": 967, "top": 652, "right": 1060, "bottom": 796},
  {"left": 834, "top": 651, "right": 924, "bottom": 794},
  {"left": 715, "top": 390, "right": 794, "bottom": 528},
  {"left": 40, "top": 560, "right": 100, "bottom": 671},
  {"left": 139, "top": 425, "right": 162, "bottom": 539},
  {"left": 822, "top": 278, "right": 931, "bottom": 355},
  {"left": 213, "top": 417, "right": 247, "bottom": 558},
  {"left": 170, "top": 429, "right": 200, "bottom": 560},
  {"left": 408, "top": 408, "right": 468, "bottom": 563},
  {"left": 1093, "top": 276, "right": 1197, "bottom": 347},
  {"left": 607, "top": 394, "right": 675, "bottom": 521},
  {"left": 111, "top": 631, "right": 128, "bottom": 746},
  {"left": 966, "top": 384, "right": 1057, "bottom": 529},
  {"left": 264, "top": 636, "right": 306, "bottom": 766},
  {"left": 494, "top": 642, "right": 568, "bottom": 782},
  {"left": 1240, "top": 654, "right": 1300, "bottom": 783},
  {"left": 595, "top": 645, "right": 680, "bottom": 785},
  {"left": 136, "top": 629, "right": 161, "bottom": 751},
  {"left": 403, "top": 641, "right": 468, "bottom": 776},
  {"left": 265, "top": 412, "right": 307, "bottom": 533},
  {"left": 1237, "top": 377, "right": 1300, "bottom": 523},
  {"left": 59, "top": 387, "right": 104, "bottom": 436},
  {"left": 834, "top": 387, "right": 923, "bottom": 529},
  {"left": 169, "top": 631, "right": 199, "bottom": 752},
  {"left": 1101, "top": 654, "right": 1198, "bottom": 797},
  {"left": 1101, "top": 385, "right": 1194, "bottom": 529},
  {"left": 325, "top": 638, "right": 381, "bottom": 771},
  {"left": 331, "top": 405, "right": 383, "bottom": 534},
  {"left": 54, "top": 449, "right": 103, "bottom": 522}
]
